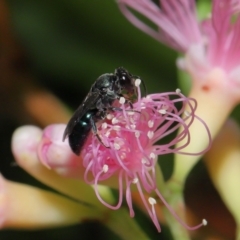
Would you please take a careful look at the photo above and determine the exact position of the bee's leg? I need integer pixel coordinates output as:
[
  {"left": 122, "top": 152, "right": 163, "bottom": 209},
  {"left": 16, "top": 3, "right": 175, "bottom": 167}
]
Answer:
[
  {"left": 110, "top": 107, "right": 123, "bottom": 112},
  {"left": 119, "top": 98, "right": 133, "bottom": 109},
  {"left": 90, "top": 115, "right": 110, "bottom": 148},
  {"left": 121, "top": 98, "right": 141, "bottom": 114},
  {"left": 126, "top": 99, "right": 133, "bottom": 109},
  {"left": 110, "top": 106, "right": 140, "bottom": 114}
]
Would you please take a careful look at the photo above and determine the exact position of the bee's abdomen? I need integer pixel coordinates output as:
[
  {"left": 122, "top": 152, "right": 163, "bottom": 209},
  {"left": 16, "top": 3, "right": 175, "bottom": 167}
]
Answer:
[{"left": 68, "top": 112, "right": 94, "bottom": 155}]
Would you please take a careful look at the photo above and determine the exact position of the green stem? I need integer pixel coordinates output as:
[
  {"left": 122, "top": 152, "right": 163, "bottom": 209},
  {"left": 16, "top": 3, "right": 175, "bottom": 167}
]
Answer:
[
  {"left": 106, "top": 208, "right": 149, "bottom": 240},
  {"left": 163, "top": 180, "right": 191, "bottom": 240}
]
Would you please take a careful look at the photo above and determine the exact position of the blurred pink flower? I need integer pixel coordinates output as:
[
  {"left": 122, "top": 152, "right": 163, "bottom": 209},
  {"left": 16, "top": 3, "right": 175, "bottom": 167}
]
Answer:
[
  {"left": 38, "top": 84, "right": 210, "bottom": 232},
  {"left": 118, "top": 0, "right": 201, "bottom": 52},
  {"left": 118, "top": 1, "right": 240, "bottom": 185},
  {"left": 118, "top": 0, "right": 240, "bottom": 82}
]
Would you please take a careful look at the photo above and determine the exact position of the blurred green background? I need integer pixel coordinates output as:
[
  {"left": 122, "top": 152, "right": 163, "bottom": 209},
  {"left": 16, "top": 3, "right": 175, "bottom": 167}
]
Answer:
[{"left": 7, "top": 0, "right": 177, "bottom": 98}]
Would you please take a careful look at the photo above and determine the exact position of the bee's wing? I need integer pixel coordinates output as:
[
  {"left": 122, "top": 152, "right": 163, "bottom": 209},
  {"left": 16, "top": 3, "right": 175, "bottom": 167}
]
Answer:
[{"left": 62, "top": 91, "right": 100, "bottom": 141}]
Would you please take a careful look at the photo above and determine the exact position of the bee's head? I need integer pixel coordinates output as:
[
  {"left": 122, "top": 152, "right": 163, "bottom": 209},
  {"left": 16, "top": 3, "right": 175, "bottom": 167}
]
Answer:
[{"left": 115, "top": 67, "right": 146, "bottom": 101}]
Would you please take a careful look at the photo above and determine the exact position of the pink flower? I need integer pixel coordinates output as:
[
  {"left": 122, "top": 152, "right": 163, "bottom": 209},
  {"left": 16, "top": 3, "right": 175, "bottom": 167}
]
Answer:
[
  {"left": 118, "top": 0, "right": 240, "bottom": 185},
  {"left": 118, "top": 0, "right": 240, "bottom": 80},
  {"left": 38, "top": 83, "right": 210, "bottom": 232},
  {"left": 118, "top": 0, "right": 202, "bottom": 52},
  {"left": 204, "top": 0, "right": 240, "bottom": 72},
  {"left": 37, "top": 124, "right": 85, "bottom": 178}
]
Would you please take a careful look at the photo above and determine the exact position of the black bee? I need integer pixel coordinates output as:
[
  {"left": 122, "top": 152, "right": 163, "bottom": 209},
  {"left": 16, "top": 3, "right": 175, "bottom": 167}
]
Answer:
[{"left": 63, "top": 67, "right": 146, "bottom": 156}]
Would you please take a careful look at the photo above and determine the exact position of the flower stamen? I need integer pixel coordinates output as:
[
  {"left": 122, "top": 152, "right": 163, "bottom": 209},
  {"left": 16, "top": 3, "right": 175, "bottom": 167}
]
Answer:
[
  {"left": 147, "top": 131, "right": 154, "bottom": 139},
  {"left": 119, "top": 97, "right": 126, "bottom": 104},
  {"left": 135, "top": 79, "right": 141, "bottom": 87},
  {"left": 158, "top": 109, "right": 167, "bottom": 114}
]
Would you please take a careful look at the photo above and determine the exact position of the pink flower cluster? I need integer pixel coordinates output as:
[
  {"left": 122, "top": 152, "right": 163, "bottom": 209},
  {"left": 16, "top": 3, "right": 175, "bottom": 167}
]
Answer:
[
  {"left": 81, "top": 89, "right": 209, "bottom": 231},
  {"left": 38, "top": 82, "right": 210, "bottom": 232}
]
